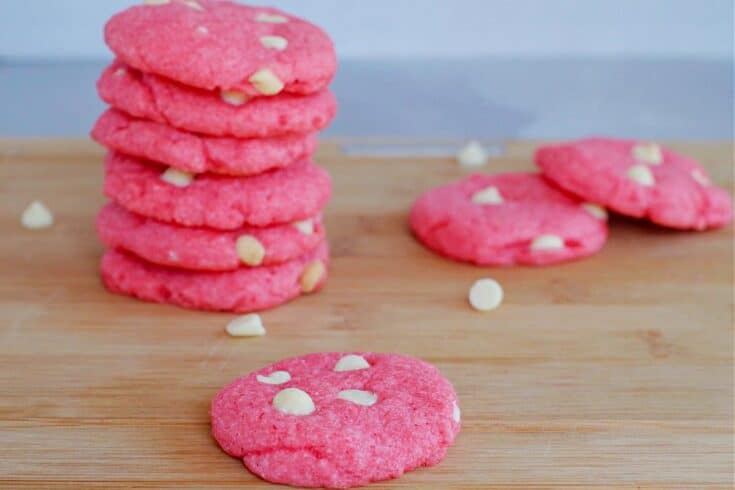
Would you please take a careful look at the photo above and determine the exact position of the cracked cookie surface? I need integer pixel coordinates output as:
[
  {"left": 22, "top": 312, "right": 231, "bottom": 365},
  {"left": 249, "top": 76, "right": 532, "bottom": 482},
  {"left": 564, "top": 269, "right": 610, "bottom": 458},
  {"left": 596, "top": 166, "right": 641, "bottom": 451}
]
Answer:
[
  {"left": 410, "top": 172, "right": 608, "bottom": 266},
  {"left": 104, "top": 151, "right": 331, "bottom": 229},
  {"left": 97, "top": 62, "right": 337, "bottom": 138},
  {"left": 211, "top": 352, "right": 460, "bottom": 488}
]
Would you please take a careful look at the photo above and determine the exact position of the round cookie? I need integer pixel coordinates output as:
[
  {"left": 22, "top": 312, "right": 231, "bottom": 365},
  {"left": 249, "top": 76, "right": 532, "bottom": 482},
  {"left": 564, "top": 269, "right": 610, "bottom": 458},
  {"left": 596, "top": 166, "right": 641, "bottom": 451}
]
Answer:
[
  {"left": 97, "top": 62, "right": 337, "bottom": 138},
  {"left": 410, "top": 172, "right": 608, "bottom": 266},
  {"left": 92, "top": 109, "right": 318, "bottom": 176},
  {"left": 104, "top": 151, "right": 331, "bottom": 229},
  {"left": 97, "top": 202, "right": 325, "bottom": 271},
  {"left": 101, "top": 241, "right": 329, "bottom": 313},
  {"left": 105, "top": 0, "right": 336, "bottom": 96},
  {"left": 536, "top": 138, "right": 732, "bottom": 230},
  {"left": 211, "top": 352, "right": 460, "bottom": 488}
]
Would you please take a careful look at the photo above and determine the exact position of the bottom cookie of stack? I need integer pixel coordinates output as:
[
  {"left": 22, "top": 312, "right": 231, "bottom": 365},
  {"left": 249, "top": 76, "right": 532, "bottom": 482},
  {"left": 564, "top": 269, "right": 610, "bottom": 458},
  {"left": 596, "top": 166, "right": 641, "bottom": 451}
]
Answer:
[{"left": 101, "top": 241, "right": 329, "bottom": 313}]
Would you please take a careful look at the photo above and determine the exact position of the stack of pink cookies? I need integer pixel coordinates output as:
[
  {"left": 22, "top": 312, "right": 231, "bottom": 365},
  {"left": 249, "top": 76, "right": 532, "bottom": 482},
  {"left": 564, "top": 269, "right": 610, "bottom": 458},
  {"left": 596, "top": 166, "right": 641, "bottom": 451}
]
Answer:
[{"left": 91, "top": 0, "right": 337, "bottom": 312}]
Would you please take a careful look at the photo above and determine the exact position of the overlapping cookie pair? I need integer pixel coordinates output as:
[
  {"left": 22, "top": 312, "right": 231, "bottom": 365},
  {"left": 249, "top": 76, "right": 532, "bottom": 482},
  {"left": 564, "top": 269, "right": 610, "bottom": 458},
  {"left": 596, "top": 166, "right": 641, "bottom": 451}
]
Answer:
[
  {"left": 411, "top": 139, "right": 733, "bottom": 266},
  {"left": 92, "top": 0, "right": 337, "bottom": 312}
]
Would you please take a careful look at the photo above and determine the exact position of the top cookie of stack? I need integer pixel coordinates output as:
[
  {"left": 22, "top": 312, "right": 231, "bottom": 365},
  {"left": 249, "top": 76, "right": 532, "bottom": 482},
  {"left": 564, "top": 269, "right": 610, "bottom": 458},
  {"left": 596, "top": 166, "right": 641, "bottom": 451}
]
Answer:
[
  {"left": 106, "top": 0, "right": 336, "bottom": 97},
  {"left": 91, "top": 0, "right": 337, "bottom": 313}
]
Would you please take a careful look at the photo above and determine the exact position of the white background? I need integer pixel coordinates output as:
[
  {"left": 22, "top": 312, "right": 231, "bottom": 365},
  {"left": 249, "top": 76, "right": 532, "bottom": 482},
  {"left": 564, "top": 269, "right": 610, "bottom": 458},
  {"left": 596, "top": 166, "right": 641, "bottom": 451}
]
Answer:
[{"left": 0, "top": 0, "right": 731, "bottom": 60}]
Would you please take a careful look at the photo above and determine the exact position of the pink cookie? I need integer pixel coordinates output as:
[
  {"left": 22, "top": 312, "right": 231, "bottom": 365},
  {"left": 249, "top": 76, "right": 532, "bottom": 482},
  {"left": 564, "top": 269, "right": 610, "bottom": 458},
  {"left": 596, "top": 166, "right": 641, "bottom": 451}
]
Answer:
[
  {"left": 97, "top": 203, "right": 325, "bottom": 271},
  {"left": 211, "top": 352, "right": 460, "bottom": 488},
  {"left": 92, "top": 109, "right": 317, "bottom": 176},
  {"left": 105, "top": 0, "right": 336, "bottom": 96},
  {"left": 536, "top": 138, "right": 733, "bottom": 230},
  {"left": 101, "top": 241, "right": 329, "bottom": 313},
  {"left": 410, "top": 172, "right": 608, "bottom": 266},
  {"left": 104, "top": 151, "right": 331, "bottom": 229},
  {"left": 98, "top": 62, "right": 336, "bottom": 139}
]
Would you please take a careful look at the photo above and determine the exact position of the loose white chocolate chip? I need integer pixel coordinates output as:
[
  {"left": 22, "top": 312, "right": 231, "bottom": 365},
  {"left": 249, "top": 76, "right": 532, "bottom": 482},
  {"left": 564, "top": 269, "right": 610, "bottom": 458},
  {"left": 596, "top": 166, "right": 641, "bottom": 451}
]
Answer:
[
  {"left": 255, "top": 12, "right": 288, "bottom": 23},
  {"left": 273, "top": 387, "right": 315, "bottom": 415},
  {"left": 160, "top": 167, "right": 194, "bottom": 187},
  {"left": 235, "top": 235, "right": 265, "bottom": 266},
  {"left": 530, "top": 234, "right": 565, "bottom": 251},
  {"left": 257, "top": 370, "right": 291, "bottom": 385},
  {"left": 260, "top": 35, "right": 288, "bottom": 51},
  {"left": 180, "top": 0, "right": 203, "bottom": 10},
  {"left": 581, "top": 203, "right": 608, "bottom": 220},
  {"left": 220, "top": 89, "right": 248, "bottom": 106},
  {"left": 249, "top": 69, "right": 284, "bottom": 96},
  {"left": 626, "top": 164, "right": 655, "bottom": 187},
  {"left": 471, "top": 186, "right": 503, "bottom": 205},
  {"left": 691, "top": 168, "right": 711, "bottom": 186},
  {"left": 632, "top": 142, "right": 663, "bottom": 165},
  {"left": 300, "top": 261, "right": 325, "bottom": 293},
  {"left": 452, "top": 401, "right": 461, "bottom": 422},
  {"left": 225, "top": 313, "right": 265, "bottom": 337},
  {"left": 338, "top": 390, "right": 377, "bottom": 406},
  {"left": 468, "top": 278, "right": 503, "bottom": 312},
  {"left": 21, "top": 201, "right": 53, "bottom": 230},
  {"left": 456, "top": 140, "right": 488, "bottom": 167},
  {"left": 143, "top": 0, "right": 170, "bottom": 5},
  {"left": 334, "top": 354, "right": 370, "bottom": 372},
  {"left": 292, "top": 219, "right": 314, "bottom": 235}
]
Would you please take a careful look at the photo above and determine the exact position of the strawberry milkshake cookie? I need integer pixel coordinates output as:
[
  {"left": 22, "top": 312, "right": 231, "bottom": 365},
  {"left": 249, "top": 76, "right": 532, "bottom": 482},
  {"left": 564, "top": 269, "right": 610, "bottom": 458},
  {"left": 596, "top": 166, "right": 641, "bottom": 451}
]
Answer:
[
  {"left": 536, "top": 138, "right": 732, "bottom": 230},
  {"left": 104, "top": 151, "right": 331, "bottom": 229},
  {"left": 101, "top": 241, "right": 328, "bottom": 313},
  {"left": 211, "top": 352, "right": 461, "bottom": 488},
  {"left": 97, "top": 203, "right": 324, "bottom": 271},
  {"left": 97, "top": 62, "right": 337, "bottom": 139},
  {"left": 105, "top": 0, "right": 336, "bottom": 96},
  {"left": 410, "top": 172, "right": 608, "bottom": 266},
  {"left": 92, "top": 109, "right": 318, "bottom": 176}
]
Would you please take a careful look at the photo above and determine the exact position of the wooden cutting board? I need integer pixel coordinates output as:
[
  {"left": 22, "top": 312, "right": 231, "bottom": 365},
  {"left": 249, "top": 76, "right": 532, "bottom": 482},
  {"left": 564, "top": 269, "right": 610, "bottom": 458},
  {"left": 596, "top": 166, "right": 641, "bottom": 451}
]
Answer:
[{"left": 0, "top": 139, "right": 732, "bottom": 489}]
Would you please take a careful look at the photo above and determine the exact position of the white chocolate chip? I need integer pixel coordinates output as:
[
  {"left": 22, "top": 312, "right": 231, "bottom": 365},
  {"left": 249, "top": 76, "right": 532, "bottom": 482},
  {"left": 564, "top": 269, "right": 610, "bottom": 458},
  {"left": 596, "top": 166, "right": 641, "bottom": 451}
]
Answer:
[
  {"left": 21, "top": 201, "right": 53, "bottom": 230},
  {"left": 581, "top": 203, "right": 608, "bottom": 220},
  {"left": 143, "top": 0, "right": 170, "bottom": 5},
  {"left": 195, "top": 25, "right": 209, "bottom": 35},
  {"left": 292, "top": 219, "right": 314, "bottom": 235},
  {"left": 468, "top": 278, "right": 503, "bottom": 312},
  {"left": 632, "top": 142, "right": 663, "bottom": 165},
  {"left": 530, "top": 234, "right": 565, "bottom": 251},
  {"left": 160, "top": 167, "right": 194, "bottom": 187},
  {"left": 255, "top": 12, "right": 288, "bottom": 23},
  {"left": 471, "top": 186, "right": 503, "bottom": 205},
  {"left": 249, "top": 69, "right": 284, "bottom": 96},
  {"left": 180, "top": 0, "right": 203, "bottom": 10},
  {"left": 334, "top": 354, "right": 370, "bottom": 372},
  {"left": 337, "top": 389, "right": 377, "bottom": 406},
  {"left": 113, "top": 67, "right": 127, "bottom": 76},
  {"left": 220, "top": 89, "right": 248, "bottom": 106},
  {"left": 691, "top": 168, "right": 711, "bottom": 186},
  {"left": 257, "top": 370, "right": 291, "bottom": 385},
  {"left": 452, "top": 401, "right": 461, "bottom": 422},
  {"left": 260, "top": 35, "right": 288, "bottom": 51},
  {"left": 226, "top": 313, "right": 265, "bottom": 337},
  {"left": 456, "top": 140, "right": 488, "bottom": 168},
  {"left": 300, "top": 260, "right": 325, "bottom": 293},
  {"left": 235, "top": 235, "right": 265, "bottom": 266},
  {"left": 273, "top": 387, "right": 315, "bottom": 415},
  {"left": 626, "top": 164, "right": 655, "bottom": 187}
]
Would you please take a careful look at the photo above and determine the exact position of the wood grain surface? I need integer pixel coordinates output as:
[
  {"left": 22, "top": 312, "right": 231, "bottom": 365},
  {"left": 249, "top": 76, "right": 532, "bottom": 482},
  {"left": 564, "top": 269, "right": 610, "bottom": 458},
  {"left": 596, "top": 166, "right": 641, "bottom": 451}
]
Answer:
[{"left": 0, "top": 139, "right": 732, "bottom": 489}]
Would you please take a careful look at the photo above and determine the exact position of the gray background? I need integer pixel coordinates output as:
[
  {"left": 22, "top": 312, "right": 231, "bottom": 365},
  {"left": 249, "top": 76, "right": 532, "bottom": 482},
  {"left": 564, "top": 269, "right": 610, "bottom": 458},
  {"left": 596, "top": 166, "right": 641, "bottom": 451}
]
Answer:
[{"left": 0, "top": 0, "right": 732, "bottom": 139}]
